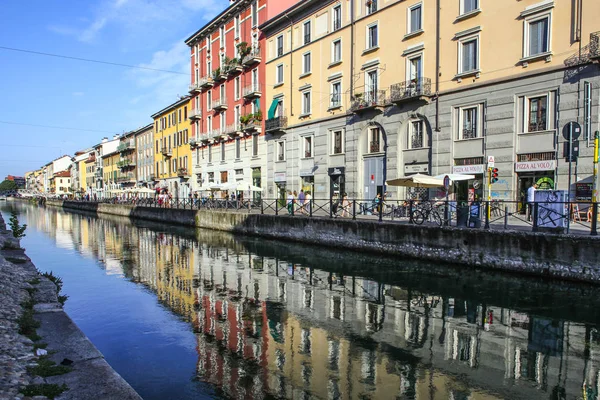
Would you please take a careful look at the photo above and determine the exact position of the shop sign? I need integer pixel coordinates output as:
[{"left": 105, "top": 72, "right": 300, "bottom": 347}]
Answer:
[
  {"left": 328, "top": 167, "right": 345, "bottom": 176},
  {"left": 576, "top": 182, "right": 593, "bottom": 201},
  {"left": 299, "top": 169, "right": 314, "bottom": 177},
  {"left": 404, "top": 164, "right": 429, "bottom": 174},
  {"left": 515, "top": 160, "right": 556, "bottom": 172},
  {"left": 452, "top": 164, "right": 485, "bottom": 174},
  {"left": 274, "top": 172, "right": 286, "bottom": 182}
]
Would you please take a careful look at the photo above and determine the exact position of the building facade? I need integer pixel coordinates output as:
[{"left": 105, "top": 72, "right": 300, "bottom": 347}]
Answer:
[
  {"left": 134, "top": 124, "right": 154, "bottom": 187},
  {"left": 117, "top": 131, "right": 137, "bottom": 189},
  {"left": 259, "top": 0, "right": 600, "bottom": 205},
  {"left": 184, "top": 0, "right": 300, "bottom": 199},
  {"left": 151, "top": 96, "right": 193, "bottom": 198}
]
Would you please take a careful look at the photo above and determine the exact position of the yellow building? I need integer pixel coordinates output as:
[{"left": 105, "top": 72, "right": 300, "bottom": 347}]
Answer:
[
  {"left": 103, "top": 151, "right": 121, "bottom": 195},
  {"left": 151, "top": 96, "right": 193, "bottom": 198},
  {"left": 261, "top": 0, "right": 600, "bottom": 203}
]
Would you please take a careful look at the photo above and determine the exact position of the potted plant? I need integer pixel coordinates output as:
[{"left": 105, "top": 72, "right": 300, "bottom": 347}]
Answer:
[{"left": 254, "top": 110, "right": 263, "bottom": 121}]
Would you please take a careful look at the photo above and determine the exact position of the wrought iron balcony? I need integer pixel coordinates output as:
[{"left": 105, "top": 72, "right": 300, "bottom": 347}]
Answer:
[
  {"left": 243, "top": 83, "right": 262, "bottom": 99},
  {"left": 528, "top": 121, "right": 547, "bottom": 132},
  {"left": 242, "top": 47, "right": 261, "bottom": 66},
  {"left": 224, "top": 123, "right": 242, "bottom": 137},
  {"left": 369, "top": 141, "right": 382, "bottom": 153},
  {"left": 188, "top": 82, "right": 202, "bottom": 93},
  {"left": 389, "top": 78, "right": 432, "bottom": 104},
  {"left": 462, "top": 128, "right": 477, "bottom": 139},
  {"left": 242, "top": 120, "right": 261, "bottom": 134},
  {"left": 198, "top": 76, "right": 214, "bottom": 89},
  {"left": 265, "top": 116, "right": 288, "bottom": 133},
  {"left": 349, "top": 90, "right": 387, "bottom": 113},
  {"left": 117, "top": 159, "right": 135, "bottom": 168},
  {"left": 591, "top": 32, "right": 600, "bottom": 60},
  {"left": 117, "top": 141, "right": 135, "bottom": 153},
  {"left": 226, "top": 61, "right": 243, "bottom": 76},
  {"left": 212, "top": 97, "right": 228, "bottom": 111},
  {"left": 208, "top": 129, "right": 222, "bottom": 141},
  {"left": 161, "top": 146, "right": 173, "bottom": 157},
  {"left": 189, "top": 108, "right": 202, "bottom": 120},
  {"left": 189, "top": 137, "right": 199, "bottom": 148},
  {"left": 117, "top": 174, "right": 136, "bottom": 183},
  {"left": 199, "top": 132, "right": 210, "bottom": 142}
]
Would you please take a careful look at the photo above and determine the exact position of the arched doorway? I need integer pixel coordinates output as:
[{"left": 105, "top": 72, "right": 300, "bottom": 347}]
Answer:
[{"left": 361, "top": 122, "right": 387, "bottom": 202}]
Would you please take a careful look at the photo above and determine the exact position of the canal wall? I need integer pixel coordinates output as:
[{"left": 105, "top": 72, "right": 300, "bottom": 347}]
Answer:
[
  {"left": 0, "top": 210, "right": 142, "bottom": 400},
  {"left": 46, "top": 199, "right": 600, "bottom": 284}
]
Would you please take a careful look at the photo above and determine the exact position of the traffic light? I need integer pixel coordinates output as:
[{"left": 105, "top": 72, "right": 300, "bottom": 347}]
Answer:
[{"left": 491, "top": 168, "right": 499, "bottom": 184}]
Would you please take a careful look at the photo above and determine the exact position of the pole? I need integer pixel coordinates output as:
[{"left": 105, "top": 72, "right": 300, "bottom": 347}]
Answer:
[
  {"left": 593, "top": 131, "right": 599, "bottom": 203},
  {"left": 567, "top": 123, "right": 573, "bottom": 234},
  {"left": 487, "top": 167, "right": 491, "bottom": 222}
]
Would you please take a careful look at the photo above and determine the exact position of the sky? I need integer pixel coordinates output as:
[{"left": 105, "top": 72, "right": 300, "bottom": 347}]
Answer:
[{"left": 0, "top": 0, "right": 231, "bottom": 179}]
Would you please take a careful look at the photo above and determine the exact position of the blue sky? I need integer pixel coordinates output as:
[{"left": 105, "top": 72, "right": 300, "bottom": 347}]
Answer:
[{"left": 0, "top": 0, "right": 230, "bottom": 179}]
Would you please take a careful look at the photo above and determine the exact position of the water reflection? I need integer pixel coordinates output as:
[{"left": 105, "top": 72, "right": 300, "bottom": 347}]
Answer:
[{"left": 5, "top": 203, "right": 600, "bottom": 400}]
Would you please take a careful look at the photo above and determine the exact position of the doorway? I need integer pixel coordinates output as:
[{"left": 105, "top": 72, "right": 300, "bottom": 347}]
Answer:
[{"left": 517, "top": 173, "right": 555, "bottom": 214}]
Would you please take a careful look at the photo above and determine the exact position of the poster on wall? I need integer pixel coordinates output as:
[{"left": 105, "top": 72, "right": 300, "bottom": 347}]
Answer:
[{"left": 535, "top": 190, "right": 568, "bottom": 229}]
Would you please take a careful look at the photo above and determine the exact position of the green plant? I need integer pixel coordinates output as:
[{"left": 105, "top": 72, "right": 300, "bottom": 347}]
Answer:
[
  {"left": 254, "top": 109, "right": 263, "bottom": 121},
  {"left": 236, "top": 42, "right": 250, "bottom": 57},
  {"left": 28, "top": 356, "right": 73, "bottom": 377},
  {"left": 21, "top": 383, "right": 68, "bottom": 399},
  {"left": 1, "top": 241, "right": 21, "bottom": 250},
  {"left": 41, "top": 271, "right": 68, "bottom": 305},
  {"left": 8, "top": 211, "right": 27, "bottom": 239},
  {"left": 240, "top": 114, "right": 251, "bottom": 125},
  {"left": 18, "top": 299, "right": 41, "bottom": 342}
]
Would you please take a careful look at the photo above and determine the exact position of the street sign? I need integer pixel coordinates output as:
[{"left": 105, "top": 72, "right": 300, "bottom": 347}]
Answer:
[
  {"left": 562, "top": 121, "right": 582, "bottom": 141},
  {"left": 487, "top": 155, "right": 495, "bottom": 168},
  {"left": 443, "top": 175, "right": 450, "bottom": 191}
]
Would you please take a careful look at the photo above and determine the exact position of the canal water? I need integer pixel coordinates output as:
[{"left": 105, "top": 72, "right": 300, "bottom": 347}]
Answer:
[{"left": 2, "top": 202, "right": 600, "bottom": 400}]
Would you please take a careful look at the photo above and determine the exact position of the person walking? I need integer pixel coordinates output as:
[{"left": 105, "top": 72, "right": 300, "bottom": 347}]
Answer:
[
  {"left": 305, "top": 190, "right": 312, "bottom": 215},
  {"left": 286, "top": 190, "right": 295, "bottom": 215},
  {"left": 341, "top": 193, "right": 350, "bottom": 217},
  {"left": 527, "top": 183, "right": 537, "bottom": 221},
  {"left": 297, "top": 189, "right": 306, "bottom": 215}
]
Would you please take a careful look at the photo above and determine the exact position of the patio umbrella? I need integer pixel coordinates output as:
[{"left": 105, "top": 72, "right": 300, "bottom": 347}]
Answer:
[
  {"left": 221, "top": 181, "right": 263, "bottom": 192},
  {"left": 433, "top": 173, "right": 475, "bottom": 182},
  {"left": 386, "top": 174, "right": 444, "bottom": 188}
]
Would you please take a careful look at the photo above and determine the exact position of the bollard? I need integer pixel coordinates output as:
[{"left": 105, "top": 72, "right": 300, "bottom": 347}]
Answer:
[
  {"left": 484, "top": 201, "right": 490, "bottom": 229},
  {"left": 444, "top": 200, "right": 449, "bottom": 226},
  {"left": 275, "top": 200, "right": 279, "bottom": 216},
  {"left": 329, "top": 198, "right": 333, "bottom": 218},
  {"left": 409, "top": 200, "right": 414, "bottom": 224},
  {"left": 532, "top": 203, "right": 539, "bottom": 232},
  {"left": 391, "top": 205, "right": 395, "bottom": 221},
  {"left": 353, "top": 200, "right": 356, "bottom": 220},
  {"left": 592, "top": 203, "right": 598, "bottom": 236},
  {"left": 378, "top": 201, "right": 383, "bottom": 223},
  {"left": 504, "top": 206, "right": 508, "bottom": 229},
  {"left": 261, "top": 199, "right": 264, "bottom": 215},
  {"left": 309, "top": 199, "right": 313, "bottom": 218}
]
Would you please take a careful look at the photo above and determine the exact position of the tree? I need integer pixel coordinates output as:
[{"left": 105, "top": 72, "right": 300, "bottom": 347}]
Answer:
[{"left": 0, "top": 180, "right": 17, "bottom": 192}]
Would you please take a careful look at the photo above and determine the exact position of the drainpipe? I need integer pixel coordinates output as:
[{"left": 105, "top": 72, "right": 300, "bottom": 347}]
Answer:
[
  {"left": 435, "top": 0, "right": 440, "bottom": 132},
  {"left": 350, "top": 0, "right": 355, "bottom": 98},
  {"left": 284, "top": 13, "right": 294, "bottom": 117}
]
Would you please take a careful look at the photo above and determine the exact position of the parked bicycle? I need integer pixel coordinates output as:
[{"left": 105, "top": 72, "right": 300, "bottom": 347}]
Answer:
[{"left": 411, "top": 202, "right": 444, "bottom": 226}]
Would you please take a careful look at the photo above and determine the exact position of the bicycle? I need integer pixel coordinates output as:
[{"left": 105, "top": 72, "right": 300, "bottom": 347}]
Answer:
[{"left": 411, "top": 202, "right": 444, "bottom": 226}]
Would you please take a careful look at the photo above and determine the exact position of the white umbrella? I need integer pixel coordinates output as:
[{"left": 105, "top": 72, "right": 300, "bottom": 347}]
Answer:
[
  {"left": 386, "top": 174, "right": 444, "bottom": 188},
  {"left": 221, "top": 181, "right": 263, "bottom": 192},
  {"left": 433, "top": 173, "right": 475, "bottom": 182}
]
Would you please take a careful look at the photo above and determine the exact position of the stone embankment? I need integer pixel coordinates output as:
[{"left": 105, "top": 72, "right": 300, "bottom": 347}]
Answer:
[
  {"left": 46, "top": 200, "right": 600, "bottom": 285},
  {"left": 0, "top": 212, "right": 141, "bottom": 400}
]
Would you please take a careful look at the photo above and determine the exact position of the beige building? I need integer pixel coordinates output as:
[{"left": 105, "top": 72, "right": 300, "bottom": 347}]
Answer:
[{"left": 261, "top": 0, "right": 600, "bottom": 206}]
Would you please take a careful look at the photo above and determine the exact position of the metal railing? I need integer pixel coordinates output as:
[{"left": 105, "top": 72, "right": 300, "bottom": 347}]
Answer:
[
  {"left": 198, "top": 75, "right": 214, "bottom": 88},
  {"left": 243, "top": 83, "right": 262, "bottom": 98},
  {"left": 242, "top": 47, "right": 261, "bottom": 65},
  {"left": 265, "top": 116, "right": 288, "bottom": 133},
  {"left": 189, "top": 108, "right": 202, "bottom": 119},
  {"left": 117, "top": 141, "right": 135, "bottom": 153},
  {"left": 528, "top": 120, "right": 547, "bottom": 132},
  {"left": 590, "top": 31, "right": 600, "bottom": 59},
  {"left": 389, "top": 78, "right": 432, "bottom": 102},
  {"left": 65, "top": 197, "right": 600, "bottom": 236},
  {"left": 212, "top": 97, "right": 228, "bottom": 111},
  {"left": 161, "top": 147, "right": 172, "bottom": 157},
  {"left": 349, "top": 90, "right": 387, "bottom": 112},
  {"left": 188, "top": 82, "right": 202, "bottom": 93}
]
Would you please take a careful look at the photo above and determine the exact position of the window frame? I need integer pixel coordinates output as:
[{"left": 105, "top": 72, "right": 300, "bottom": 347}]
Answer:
[
  {"left": 302, "top": 52, "right": 311, "bottom": 75},
  {"left": 368, "top": 127, "right": 382, "bottom": 154},
  {"left": 235, "top": 137, "right": 241, "bottom": 160},
  {"left": 303, "top": 20, "right": 311, "bottom": 45},
  {"left": 301, "top": 89, "right": 312, "bottom": 116},
  {"left": 523, "top": 13, "right": 552, "bottom": 59},
  {"left": 525, "top": 94, "right": 550, "bottom": 133},
  {"left": 276, "top": 35, "right": 284, "bottom": 57},
  {"left": 330, "top": 80, "right": 342, "bottom": 109},
  {"left": 276, "top": 140, "right": 286, "bottom": 161},
  {"left": 366, "top": 22, "right": 379, "bottom": 50},
  {"left": 407, "top": 3, "right": 423, "bottom": 35},
  {"left": 366, "top": 0, "right": 378, "bottom": 15},
  {"left": 460, "top": 0, "right": 479, "bottom": 15},
  {"left": 234, "top": 77, "right": 241, "bottom": 100},
  {"left": 221, "top": 141, "right": 226, "bottom": 161},
  {"left": 302, "top": 135, "right": 314, "bottom": 159},
  {"left": 330, "top": 129, "right": 345, "bottom": 155},
  {"left": 455, "top": 104, "right": 483, "bottom": 141},
  {"left": 407, "top": 119, "right": 425, "bottom": 149},
  {"left": 332, "top": 5, "right": 342, "bottom": 32},
  {"left": 331, "top": 38, "right": 342, "bottom": 64},
  {"left": 252, "top": 134, "right": 259, "bottom": 157},
  {"left": 276, "top": 63, "right": 284, "bottom": 84},
  {"left": 457, "top": 34, "right": 480, "bottom": 75}
]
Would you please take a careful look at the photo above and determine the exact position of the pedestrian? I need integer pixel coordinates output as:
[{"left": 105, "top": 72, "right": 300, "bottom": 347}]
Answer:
[
  {"left": 305, "top": 190, "right": 312, "bottom": 215},
  {"left": 286, "top": 190, "right": 295, "bottom": 215},
  {"left": 372, "top": 193, "right": 382, "bottom": 216},
  {"left": 527, "top": 183, "right": 537, "bottom": 221},
  {"left": 341, "top": 192, "right": 350, "bottom": 217},
  {"left": 298, "top": 189, "right": 306, "bottom": 215}
]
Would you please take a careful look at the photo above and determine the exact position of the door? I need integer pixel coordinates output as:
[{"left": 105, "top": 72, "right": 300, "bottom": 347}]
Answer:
[
  {"left": 517, "top": 176, "right": 535, "bottom": 214},
  {"left": 363, "top": 157, "right": 384, "bottom": 201}
]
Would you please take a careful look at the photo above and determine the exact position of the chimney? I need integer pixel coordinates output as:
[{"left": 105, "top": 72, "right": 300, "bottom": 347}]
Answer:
[
  {"left": 113, "top": 134, "right": 120, "bottom": 140},
  {"left": 101, "top": 137, "right": 108, "bottom": 143}
]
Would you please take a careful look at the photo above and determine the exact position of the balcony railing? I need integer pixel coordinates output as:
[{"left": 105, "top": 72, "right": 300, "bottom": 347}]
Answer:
[
  {"left": 189, "top": 108, "right": 202, "bottom": 120},
  {"left": 224, "top": 123, "right": 242, "bottom": 136},
  {"left": 370, "top": 141, "right": 382, "bottom": 153},
  {"left": 208, "top": 129, "right": 222, "bottom": 140},
  {"left": 242, "top": 120, "right": 261, "bottom": 133},
  {"left": 591, "top": 32, "right": 600, "bottom": 60},
  {"left": 117, "top": 141, "right": 135, "bottom": 153},
  {"left": 242, "top": 47, "right": 261, "bottom": 66},
  {"left": 212, "top": 97, "right": 228, "bottom": 111},
  {"left": 199, "top": 132, "right": 210, "bottom": 142},
  {"left": 198, "top": 75, "right": 214, "bottom": 89},
  {"left": 117, "top": 159, "right": 135, "bottom": 168},
  {"left": 265, "top": 116, "right": 288, "bottom": 133},
  {"left": 189, "top": 137, "right": 200, "bottom": 148},
  {"left": 243, "top": 83, "right": 262, "bottom": 99},
  {"left": 188, "top": 82, "right": 202, "bottom": 93},
  {"left": 117, "top": 174, "right": 135, "bottom": 183},
  {"left": 462, "top": 128, "right": 477, "bottom": 139},
  {"left": 389, "top": 78, "right": 432, "bottom": 103},
  {"left": 528, "top": 121, "right": 547, "bottom": 132},
  {"left": 161, "top": 146, "right": 173, "bottom": 157},
  {"left": 349, "top": 90, "right": 387, "bottom": 113},
  {"left": 409, "top": 134, "right": 423, "bottom": 149},
  {"left": 225, "top": 61, "right": 243, "bottom": 76},
  {"left": 177, "top": 168, "right": 189, "bottom": 177}
]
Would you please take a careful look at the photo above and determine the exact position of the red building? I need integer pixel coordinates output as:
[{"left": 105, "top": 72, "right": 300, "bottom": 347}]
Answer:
[{"left": 185, "top": 0, "right": 300, "bottom": 195}]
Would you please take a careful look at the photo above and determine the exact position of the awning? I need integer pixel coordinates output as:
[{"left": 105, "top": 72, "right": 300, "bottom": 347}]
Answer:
[
  {"left": 433, "top": 174, "right": 475, "bottom": 182},
  {"left": 267, "top": 99, "right": 279, "bottom": 120},
  {"left": 386, "top": 174, "right": 444, "bottom": 188}
]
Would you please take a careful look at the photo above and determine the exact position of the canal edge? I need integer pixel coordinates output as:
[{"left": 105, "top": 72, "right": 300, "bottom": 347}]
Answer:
[{"left": 0, "top": 211, "right": 143, "bottom": 400}]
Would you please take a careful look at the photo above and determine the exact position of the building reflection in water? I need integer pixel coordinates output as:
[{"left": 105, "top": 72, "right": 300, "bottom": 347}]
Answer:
[{"left": 12, "top": 204, "right": 600, "bottom": 400}]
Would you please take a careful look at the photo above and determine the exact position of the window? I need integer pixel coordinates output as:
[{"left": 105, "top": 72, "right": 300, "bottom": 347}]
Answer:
[
  {"left": 220, "top": 26, "right": 224, "bottom": 48},
  {"left": 276, "top": 64, "right": 284, "bottom": 84},
  {"left": 330, "top": 81, "right": 341, "bottom": 108},
  {"left": 408, "top": 120, "right": 424, "bottom": 149},
  {"left": 208, "top": 145, "right": 212, "bottom": 163},
  {"left": 251, "top": 0, "right": 258, "bottom": 27},
  {"left": 331, "top": 130, "right": 344, "bottom": 154},
  {"left": 252, "top": 134, "right": 259, "bottom": 156},
  {"left": 367, "top": 0, "right": 377, "bottom": 14},
  {"left": 234, "top": 77, "right": 240, "bottom": 100},
  {"left": 320, "top": 40, "right": 337, "bottom": 61},
  {"left": 302, "top": 52, "right": 311, "bottom": 74},
  {"left": 235, "top": 138, "right": 241, "bottom": 159},
  {"left": 407, "top": 54, "right": 422, "bottom": 82},
  {"left": 220, "top": 84, "right": 225, "bottom": 101},
  {"left": 528, "top": 96, "right": 547, "bottom": 132},
  {"left": 459, "top": 37, "right": 478, "bottom": 73},
  {"left": 235, "top": 105, "right": 241, "bottom": 129},
  {"left": 234, "top": 15, "right": 240, "bottom": 38},
  {"left": 584, "top": 81, "right": 592, "bottom": 142},
  {"left": 221, "top": 142, "right": 226, "bottom": 161},
  {"left": 277, "top": 141, "right": 285, "bottom": 161},
  {"left": 303, "top": 21, "right": 311, "bottom": 45},
  {"left": 277, "top": 35, "right": 284, "bottom": 57},
  {"left": 459, "top": 106, "right": 478, "bottom": 139},
  {"left": 368, "top": 127, "right": 382, "bottom": 153},
  {"left": 207, "top": 115, "right": 212, "bottom": 133},
  {"left": 332, "top": 5, "right": 341, "bottom": 31},
  {"left": 525, "top": 16, "right": 550, "bottom": 57},
  {"left": 367, "top": 23, "right": 378, "bottom": 49},
  {"left": 408, "top": 4, "right": 422, "bottom": 34},
  {"left": 302, "top": 90, "right": 311, "bottom": 115},
  {"left": 366, "top": 70, "right": 378, "bottom": 102},
  {"left": 461, "top": 0, "right": 478, "bottom": 14},
  {"left": 303, "top": 136, "right": 313, "bottom": 158},
  {"left": 207, "top": 90, "right": 212, "bottom": 109}
]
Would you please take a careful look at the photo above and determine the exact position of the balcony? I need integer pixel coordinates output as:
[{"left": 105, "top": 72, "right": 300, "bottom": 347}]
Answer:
[
  {"left": 349, "top": 90, "right": 387, "bottom": 113},
  {"left": 389, "top": 78, "right": 432, "bottom": 104},
  {"left": 177, "top": 168, "right": 190, "bottom": 178},
  {"left": 212, "top": 97, "right": 228, "bottom": 111},
  {"left": 208, "top": 129, "right": 222, "bottom": 141},
  {"left": 86, "top": 154, "right": 96, "bottom": 163},
  {"left": 189, "top": 137, "right": 200, "bottom": 148},
  {"left": 117, "top": 174, "right": 136, "bottom": 183},
  {"left": 212, "top": 68, "right": 227, "bottom": 82},
  {"left": 117, "top": 141, "right": 135, "bottom": 153},
  {"left": 117, "top": 159, "right": 135, "bottom": 169},
  {"left": 94, "top": 169, "right": 103, "bottom": 179},
  {"left": 224, "top": 123, "right": 242, "bottom": 137},
  {"left": 199, "top": 132, "right": 210, "bottom": 142},
  {"left": 591, "top": 32, "right": 600, "bottom": 61},
  {"left": 161, "top": 146, "right": 173, "bottom": 157},
  {"left": 369, "top": 141, "right": 382, "bottom": 154},
  {"left": 198, "top": 76, "right": 214, "bottom": 89},
  {"left": 265, "top": 116, "right": 288, "bottom": 134},
  {"left": 189, "top": 108, "right": 202, "bottom": 120},
  {"left": 243, "top": 83, "right": 262, "bottom": 99},
  {"left": 225, "top": 61, "right": 243, "bottom": 76},
  {"left": 242, "top": 47, "right": 261, "bottom": 66},
  {"left": 188, "top": 82, "right": 202, "bottom": 93}
]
